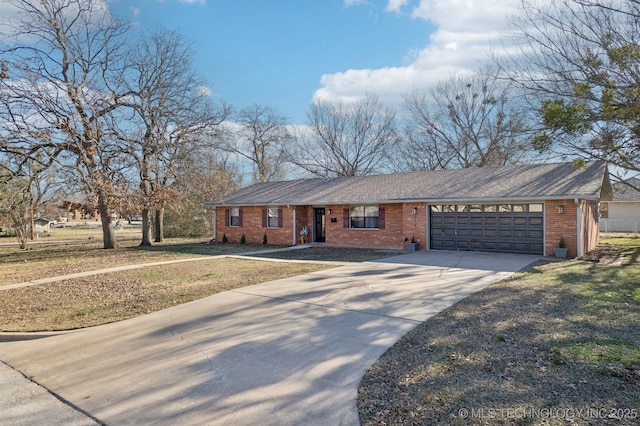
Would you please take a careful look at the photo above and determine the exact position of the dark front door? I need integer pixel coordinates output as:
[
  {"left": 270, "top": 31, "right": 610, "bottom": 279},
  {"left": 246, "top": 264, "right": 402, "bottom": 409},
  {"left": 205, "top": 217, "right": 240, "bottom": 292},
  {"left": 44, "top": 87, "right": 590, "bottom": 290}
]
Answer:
[{"left": 313, "top": 208, "right": 326, "bottom": 242}]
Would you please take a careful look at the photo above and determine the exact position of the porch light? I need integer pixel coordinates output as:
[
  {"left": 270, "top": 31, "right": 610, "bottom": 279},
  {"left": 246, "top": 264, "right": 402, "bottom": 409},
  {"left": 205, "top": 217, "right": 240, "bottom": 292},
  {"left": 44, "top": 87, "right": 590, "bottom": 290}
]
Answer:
[
  {"left": 327, "top": 208, "right": 332, "bottom": 215},
  {"left": 412, "top": 207, "right": 417, "bottom": 214}
]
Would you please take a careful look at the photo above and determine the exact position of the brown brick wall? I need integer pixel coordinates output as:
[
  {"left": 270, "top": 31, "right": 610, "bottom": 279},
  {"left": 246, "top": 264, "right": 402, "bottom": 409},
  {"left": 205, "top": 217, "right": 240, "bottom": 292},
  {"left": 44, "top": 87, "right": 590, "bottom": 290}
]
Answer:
[
  {"left": 215, "top": 206, "right": 296, "bottom": 246},
  {"left": 544, "top": 199, "right": 600, "bottom": 257},
  {"left": 323, "top": 203, "right": 427, "bottom": 250},
  {"left": 216, "top": 203, "right": 430, "bottom": 250},
  {"left": 545, "top": 199, "right": 577, "bottom": 257}
]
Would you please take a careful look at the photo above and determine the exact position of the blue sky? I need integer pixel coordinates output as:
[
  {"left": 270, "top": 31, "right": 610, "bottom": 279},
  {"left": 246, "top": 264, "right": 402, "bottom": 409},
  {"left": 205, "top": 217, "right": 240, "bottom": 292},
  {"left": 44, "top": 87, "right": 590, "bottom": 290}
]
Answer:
[
  {"left": 107, "top": 0, "right": 434, "bottom": 124},
  {"left": 105, "top": 0, "right": 525, "bottom": 124},
  {"left": 0, "top": 0, "right": 525, "bottom": 125}
]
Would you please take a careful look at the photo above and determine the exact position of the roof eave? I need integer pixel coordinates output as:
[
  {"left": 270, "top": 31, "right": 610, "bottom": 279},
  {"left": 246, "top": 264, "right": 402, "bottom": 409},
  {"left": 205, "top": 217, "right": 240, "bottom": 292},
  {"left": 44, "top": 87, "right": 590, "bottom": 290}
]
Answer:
[{"left": 207, "top": 194, "right": 603, "bottom": 207}]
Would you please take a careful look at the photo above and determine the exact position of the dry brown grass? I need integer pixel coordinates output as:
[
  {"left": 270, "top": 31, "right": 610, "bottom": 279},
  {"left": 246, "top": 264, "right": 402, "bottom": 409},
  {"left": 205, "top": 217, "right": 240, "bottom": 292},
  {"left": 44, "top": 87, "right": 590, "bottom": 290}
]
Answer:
[
  {"left": 0, "top": 238, "right": 270, "bottom": 286},
  {"left": 0, "top": 238, "right": 397, "bottom": 332},
  {"left": 358, "top": 239, "right": 640, "bottom": 425},
  {"left": 0, "top": 257, "right": 333, "bottom": 332}
]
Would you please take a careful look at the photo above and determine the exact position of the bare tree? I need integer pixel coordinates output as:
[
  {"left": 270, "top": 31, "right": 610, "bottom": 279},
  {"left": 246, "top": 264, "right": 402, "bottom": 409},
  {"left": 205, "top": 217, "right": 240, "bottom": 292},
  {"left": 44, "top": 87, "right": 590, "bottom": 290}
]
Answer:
[
  {"left": 290, "top": 94, "right": 398, "bottom": 177},
  {"left": 0, "top": 152, "right": 60, "bottom": 249},
  {"left": 0, "top": 0, "right": 132, "bottom": 248},
  {"left": 503, "top": 0, "right": 640, "bottom": 187},
  {"left": 218, "top": 105, "right": 292, "bottom": 183},
  {"left": 399, "top": 71, "right": 537, "bottom": 171},
  {"left": 115, "top": 27, "right": 230, "bottom": 245},
  {"left": 170, "top": 146, "right": 240, "bottom": 238},
  {"left": 0, "top": 169, "right": 32, "bottom": 249}
]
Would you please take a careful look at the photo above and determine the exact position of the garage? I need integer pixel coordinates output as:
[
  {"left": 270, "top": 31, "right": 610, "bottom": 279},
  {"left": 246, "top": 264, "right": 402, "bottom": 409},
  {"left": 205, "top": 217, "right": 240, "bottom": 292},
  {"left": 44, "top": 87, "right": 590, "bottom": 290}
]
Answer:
[{"left": 430, "top": 203, "right": 544, "bottom": 255}]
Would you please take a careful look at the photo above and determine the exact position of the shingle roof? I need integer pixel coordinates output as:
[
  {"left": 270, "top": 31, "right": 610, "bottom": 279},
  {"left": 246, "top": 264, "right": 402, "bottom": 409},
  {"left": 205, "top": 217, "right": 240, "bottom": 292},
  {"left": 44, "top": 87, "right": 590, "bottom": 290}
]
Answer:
[
  {"left": 210, "top": 161, "right": 611, "bottom": 206},
  {"left": 612, "top": 178, "right": 640, "bottom": 202}
]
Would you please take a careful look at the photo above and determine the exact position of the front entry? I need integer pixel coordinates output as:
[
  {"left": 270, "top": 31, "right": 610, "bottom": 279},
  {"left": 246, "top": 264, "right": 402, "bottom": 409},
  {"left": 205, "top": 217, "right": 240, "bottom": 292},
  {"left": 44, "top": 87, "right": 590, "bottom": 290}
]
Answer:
[{"left": 313, "top": 208, "right": 326, "bottom": 242}]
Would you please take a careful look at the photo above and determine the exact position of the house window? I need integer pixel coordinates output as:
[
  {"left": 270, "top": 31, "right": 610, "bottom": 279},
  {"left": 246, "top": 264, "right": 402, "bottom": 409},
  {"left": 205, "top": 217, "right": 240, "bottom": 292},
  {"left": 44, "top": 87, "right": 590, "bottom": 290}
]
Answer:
[
  {"left": 350, "top": 205, "right": 379, "bottom": 229},
  {"left": 267, "top": 208, "right": 279, "bottom": 228},
  {"left": 230, "top": 208, "right": 240, "bottom": 227}
]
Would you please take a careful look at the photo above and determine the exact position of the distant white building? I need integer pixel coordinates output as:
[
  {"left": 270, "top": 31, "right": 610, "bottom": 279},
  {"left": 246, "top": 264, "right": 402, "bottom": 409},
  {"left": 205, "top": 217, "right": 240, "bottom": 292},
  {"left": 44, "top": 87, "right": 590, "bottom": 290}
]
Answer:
[{"left": 600, "top": 178, "right": 640, "bottom": 233}]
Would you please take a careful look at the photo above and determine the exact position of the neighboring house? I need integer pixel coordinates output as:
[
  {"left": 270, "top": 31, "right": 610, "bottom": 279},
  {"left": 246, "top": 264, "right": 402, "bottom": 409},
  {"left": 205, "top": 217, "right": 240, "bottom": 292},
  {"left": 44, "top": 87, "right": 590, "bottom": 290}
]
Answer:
[
  {"left": 208, "top": 161, "right": 612, "bottom": 258},
  {"left": 63, "top": 201, "right": 100, "bottom": 221},
  {"left": 600, "top": 177, "right": 640, "bottom": 233}
]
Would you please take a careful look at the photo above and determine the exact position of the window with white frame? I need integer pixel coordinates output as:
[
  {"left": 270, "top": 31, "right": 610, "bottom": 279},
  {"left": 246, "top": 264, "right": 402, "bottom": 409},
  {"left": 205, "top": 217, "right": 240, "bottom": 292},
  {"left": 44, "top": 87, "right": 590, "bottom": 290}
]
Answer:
[
  {"left": 350, "top": 205, "right": 379, "bottom": 229},
  {"left": 267, "top": 207, "right": 279, "bottom": 228}
]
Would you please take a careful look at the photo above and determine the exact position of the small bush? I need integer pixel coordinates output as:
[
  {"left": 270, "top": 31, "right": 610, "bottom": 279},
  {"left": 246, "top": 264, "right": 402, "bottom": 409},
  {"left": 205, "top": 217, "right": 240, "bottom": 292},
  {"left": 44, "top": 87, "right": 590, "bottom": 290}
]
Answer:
[
  {"left": 263, "top": 232, "right": 268, "bottom": 245},
  {"left": 222, "top": 233, "right": 228, "bottom": 243},
  {"left": 240, "top": 233, "right": 246, "bottom": 244}
]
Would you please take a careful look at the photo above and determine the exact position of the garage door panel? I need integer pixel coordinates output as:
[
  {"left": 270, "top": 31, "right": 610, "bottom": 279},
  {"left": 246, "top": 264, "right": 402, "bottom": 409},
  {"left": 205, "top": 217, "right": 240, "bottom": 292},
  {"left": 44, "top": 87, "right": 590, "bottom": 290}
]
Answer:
[
  {"left": 530, "top": 243, "right": 544, "bottom": 252},
  {"left": 498, "top": 242, "right": 512, "bottom": 251},
  {"left": 470, "top": 241, "right": 483, "bottom": 250},
  {"left": 484, "top": 229, "right": 498, "bottom": 237},
  {"left": 457, "top": 240, "right": 471, "bottom": 250},
  {"left": 513, "top": 230, "right": 528, "bottom": 238},
  {"left": 483, "top": 241, "right": 497, "bottom": 250},
  {"left": 430, "top": 204, "right": 544, "bottom": 255},
  {"left": 470, "top": 229, "right": 483, "bottom": 237}
]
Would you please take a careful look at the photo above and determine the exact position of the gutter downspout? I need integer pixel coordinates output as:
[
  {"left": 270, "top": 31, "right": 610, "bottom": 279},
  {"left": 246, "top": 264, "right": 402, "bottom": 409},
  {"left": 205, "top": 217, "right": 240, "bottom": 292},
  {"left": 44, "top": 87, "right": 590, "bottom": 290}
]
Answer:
[{"left": 575, "top": 198, "right": 582, "bottom": 257}]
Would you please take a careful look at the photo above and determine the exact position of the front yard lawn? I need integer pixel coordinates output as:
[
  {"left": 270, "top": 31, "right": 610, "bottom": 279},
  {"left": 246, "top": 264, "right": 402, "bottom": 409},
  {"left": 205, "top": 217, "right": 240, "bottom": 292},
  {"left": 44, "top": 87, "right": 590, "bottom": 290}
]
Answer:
[{"left": 359, "top": 238, "right": 640, "bottom": 425}]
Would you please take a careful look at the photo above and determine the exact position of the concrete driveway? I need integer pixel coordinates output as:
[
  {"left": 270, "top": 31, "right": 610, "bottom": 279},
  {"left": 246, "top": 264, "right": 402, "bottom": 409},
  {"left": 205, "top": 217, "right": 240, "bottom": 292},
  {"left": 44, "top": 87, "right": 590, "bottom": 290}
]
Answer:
[{"left": 0, "top": 251, "right": 539, "bottom": 425}]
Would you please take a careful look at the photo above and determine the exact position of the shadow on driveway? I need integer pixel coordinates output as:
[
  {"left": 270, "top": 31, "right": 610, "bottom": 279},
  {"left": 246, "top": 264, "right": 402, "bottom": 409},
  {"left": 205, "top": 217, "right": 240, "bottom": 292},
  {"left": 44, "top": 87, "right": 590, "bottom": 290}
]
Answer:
[{"left": 0, "top": 251, "right": 539, "bottom": 425}]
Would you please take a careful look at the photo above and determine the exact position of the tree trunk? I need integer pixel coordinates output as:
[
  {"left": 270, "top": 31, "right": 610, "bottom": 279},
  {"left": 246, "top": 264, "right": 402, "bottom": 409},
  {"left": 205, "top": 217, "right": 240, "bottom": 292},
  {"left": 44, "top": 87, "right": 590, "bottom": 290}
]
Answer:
[
  {"left": 17, "top": 227, "right": 28, "bottom": 250},
  {"left": 139, "top": 145, "right": 153, "bottom": 246},
  {"left": 97, "top": 195, "right": 117, "bottom": 249},
  {"left": 154, "top": 207, "right": 164, "bottom": 243},
  {"left": 140, "top": 208, "right": 152, "bottom": 246}
]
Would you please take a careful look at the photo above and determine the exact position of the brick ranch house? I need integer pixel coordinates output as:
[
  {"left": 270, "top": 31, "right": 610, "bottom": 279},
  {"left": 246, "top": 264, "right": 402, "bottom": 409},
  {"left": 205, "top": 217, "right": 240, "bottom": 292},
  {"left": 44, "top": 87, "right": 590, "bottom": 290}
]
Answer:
[{"left": 208, "top": 161, "right": 612, "bottom": 258}]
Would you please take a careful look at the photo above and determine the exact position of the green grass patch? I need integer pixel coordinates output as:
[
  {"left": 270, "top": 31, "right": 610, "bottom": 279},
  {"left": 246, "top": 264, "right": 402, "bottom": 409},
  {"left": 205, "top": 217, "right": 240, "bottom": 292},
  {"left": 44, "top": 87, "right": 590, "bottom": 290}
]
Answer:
[
  {"left": 359, "top": 237, "right": 640, "bottom": 425},
  {"left": 570, "top": 338, "right": 640, "bottom": 369}
]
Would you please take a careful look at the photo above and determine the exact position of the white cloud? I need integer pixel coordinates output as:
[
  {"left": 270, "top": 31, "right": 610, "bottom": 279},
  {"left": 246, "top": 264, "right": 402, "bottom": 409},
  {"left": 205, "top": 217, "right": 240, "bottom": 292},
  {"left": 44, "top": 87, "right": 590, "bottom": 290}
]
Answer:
[
  {"left": 386, "top": 0, "right": 409, "bottom": 13},
  {"left": 314, "top": 0, "right": 525, "bottom": 110},
  {"left": 178, "top": 0, "right": 206, "bottom": 4},
  {"left": 196, "top": 85, "right": 213, "bottom": 97}
]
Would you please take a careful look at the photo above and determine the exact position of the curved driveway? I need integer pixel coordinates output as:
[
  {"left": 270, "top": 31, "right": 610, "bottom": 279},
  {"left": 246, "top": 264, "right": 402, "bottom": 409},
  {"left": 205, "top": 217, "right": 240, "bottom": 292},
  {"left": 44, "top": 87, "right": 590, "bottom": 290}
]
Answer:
[{"left": 0, "top": 251, "right": 539, "bottom": 425}]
